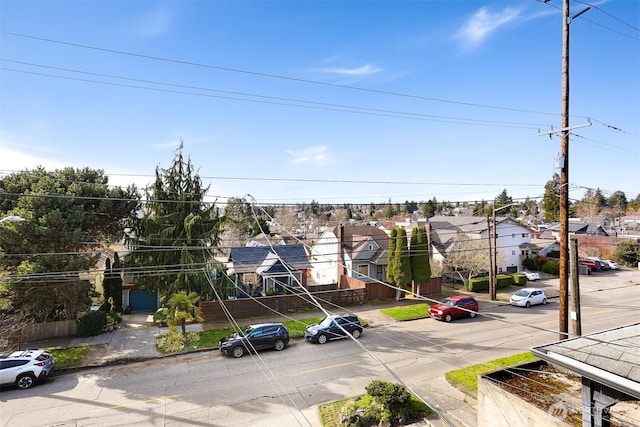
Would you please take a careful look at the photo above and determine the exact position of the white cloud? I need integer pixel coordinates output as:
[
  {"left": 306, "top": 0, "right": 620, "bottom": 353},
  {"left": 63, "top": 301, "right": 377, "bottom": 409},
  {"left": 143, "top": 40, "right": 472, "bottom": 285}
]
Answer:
[
  {"left": 456, "top": 7, "right": 521, "bottom": 49},
  {"left": 284, "top": 145, "right": 329, "bottom": 165},
  {"left": 320, "top": 64, "right": 383, "bottom": 76},
  {"left": 0, "top": 135, "right": 65, "bottom": 174}
]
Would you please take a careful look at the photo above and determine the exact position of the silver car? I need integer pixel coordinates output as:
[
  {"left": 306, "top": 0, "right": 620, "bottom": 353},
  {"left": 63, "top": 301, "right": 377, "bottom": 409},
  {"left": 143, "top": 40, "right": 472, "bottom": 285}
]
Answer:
[
  {"left": 510, "top": 288, "right": 547, "bottom": 308},
  {"left": 0, "top": 349, "right": 55, "bottom": 389}
]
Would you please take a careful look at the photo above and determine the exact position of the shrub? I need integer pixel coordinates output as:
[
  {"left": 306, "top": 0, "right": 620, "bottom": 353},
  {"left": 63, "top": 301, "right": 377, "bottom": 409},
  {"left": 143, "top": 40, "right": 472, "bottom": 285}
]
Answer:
[
  {"left": 534, "top": 254, "right": 550, "bottom": 269},
  {"left": 522, "top": 257, "right": 536, "bottom": 270},
  {"left": 612, "top": 240, "right": 640, "bottom": 267},
  {"left": 77, "top": 310, "right": 107, "bottom": 337},
  {"left": 157, "top": 327, "right": 185, "bottom": 353},
  {"left": 541, "top": 259, "right": 560, "bottom": 275},
  {"left": 512, "top": 274, "right": 527, "bottom": 286},
  {"left": 365, "top": 380, "right": 411, "bottom": 421},
  {"left": 496, "top": 274, "right": 514, "bottom": 289},
  {"left": 467, "top": 276, "right": 489, "bottom": 292}
]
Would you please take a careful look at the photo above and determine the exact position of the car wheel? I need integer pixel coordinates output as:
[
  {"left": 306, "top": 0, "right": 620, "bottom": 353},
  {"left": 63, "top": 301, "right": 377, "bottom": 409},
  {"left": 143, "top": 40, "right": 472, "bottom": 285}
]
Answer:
[
  {"left": 351, "top": 329, "right": 361, "bottom": 339},
  {"left": 273, "top": 338, "right": 286, "bottom": 351},
  {"left": 444, "top": 313, "right": 453, "bottom": 322},
  {"left": 317, "top": 334, "right": 328, "bottom": 344},
  {"left": 232, "top": 345, "right": 245, "bottom": 358},
  {"left": 542, "top": 298, "right": 547, "bottom": 305},
  {"left": 469, "top": 311, "right": 477, "bottom": 318},
  {"left": 16, "top": 373, "right": 35, "bottom": 389},
  {"left": 526, "top": 301, "right": 531, "bottom": 308}
]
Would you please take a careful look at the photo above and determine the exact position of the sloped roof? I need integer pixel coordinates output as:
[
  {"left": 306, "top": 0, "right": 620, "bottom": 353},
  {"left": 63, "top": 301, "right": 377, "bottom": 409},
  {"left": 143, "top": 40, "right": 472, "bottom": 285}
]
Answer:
[
  {"left": 227, "top": 245, "right": 310, "bottom": 274},
  {"left": 331, "top": 224, "right": 389, "bottom": 263},
  {"left": 532, "top": 323, "right": 640, "bottom": 399}
]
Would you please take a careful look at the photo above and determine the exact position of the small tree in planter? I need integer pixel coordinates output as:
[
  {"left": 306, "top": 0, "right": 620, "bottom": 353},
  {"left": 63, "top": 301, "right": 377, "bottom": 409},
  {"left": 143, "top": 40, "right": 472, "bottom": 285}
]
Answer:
[{"left": 166, "top": 291, "right": 203, "bottom": 335}]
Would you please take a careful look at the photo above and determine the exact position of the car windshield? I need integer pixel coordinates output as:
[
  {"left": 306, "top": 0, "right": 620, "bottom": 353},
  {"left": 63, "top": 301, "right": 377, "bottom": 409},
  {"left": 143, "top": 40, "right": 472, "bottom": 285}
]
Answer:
[
  {"left": 241, "top": 326, "right": 254, "bottom": 336},
  {"left": 320, "top": 317, "right": 334, "bottom": 327},
  {"left": 514, "top": 290, "right": 530, "bottom": 297},
  {"left": 440, "top": 299, "right": 455, "bottom": 306}
]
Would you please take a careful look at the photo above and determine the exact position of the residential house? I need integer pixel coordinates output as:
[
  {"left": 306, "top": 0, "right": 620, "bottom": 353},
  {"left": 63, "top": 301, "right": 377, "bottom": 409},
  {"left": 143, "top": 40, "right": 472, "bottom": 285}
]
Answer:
[
  {"left": 428, "top": 215, "right": 534, "bottom": 275},
  {"left": 309, "top": 224, "right": 389, "bottom": 286},
  {"left": 226, "top": 245, "right": 311, "bottom": 297}
]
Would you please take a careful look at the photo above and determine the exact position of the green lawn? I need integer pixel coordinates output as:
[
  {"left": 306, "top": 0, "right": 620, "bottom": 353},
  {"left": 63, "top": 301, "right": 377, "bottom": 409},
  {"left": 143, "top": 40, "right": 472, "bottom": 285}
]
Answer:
[
  {"left": 445, "top": 351, "right": 538, "bottom": 394},
  {"left": 380, "top": 303, "right": 430, "bottom": 321},
  {"left": 47, "top": 345, "right": 91, "bottom": 369}
]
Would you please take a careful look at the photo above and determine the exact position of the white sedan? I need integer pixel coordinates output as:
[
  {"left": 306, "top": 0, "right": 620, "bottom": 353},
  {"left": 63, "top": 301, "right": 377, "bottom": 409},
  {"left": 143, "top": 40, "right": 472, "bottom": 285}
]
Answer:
[
  {"left": 524, "top": 271, "right": 541, "bottom": 281},
  {"left": 510, "top": 288, "right": 547, "bottom": 308},
  {"left": 602, "top": 260, "right": 620, "bottom": 270}
]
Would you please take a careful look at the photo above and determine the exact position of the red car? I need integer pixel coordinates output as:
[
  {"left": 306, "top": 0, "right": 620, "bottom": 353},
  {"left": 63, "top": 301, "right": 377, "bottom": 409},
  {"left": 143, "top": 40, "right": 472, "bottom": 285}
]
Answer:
[
  {"left": 429, "top": 295, "right": 479, "bottom": 322},
  {"left": 578, "top": 259, "right": 599, "bottom": 271}
]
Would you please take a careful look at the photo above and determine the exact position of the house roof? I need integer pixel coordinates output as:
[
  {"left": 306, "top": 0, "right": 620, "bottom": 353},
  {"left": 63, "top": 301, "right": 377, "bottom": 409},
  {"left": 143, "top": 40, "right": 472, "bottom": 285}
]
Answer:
[
  {"left": 227, "top": 245, "right": 311, "bottom": 274},
  {"left": 531, "top": 323, "right": 640, "bottom": 399},
  {"left": 332, "top": 224, "right": 389, "bottom": 263}
]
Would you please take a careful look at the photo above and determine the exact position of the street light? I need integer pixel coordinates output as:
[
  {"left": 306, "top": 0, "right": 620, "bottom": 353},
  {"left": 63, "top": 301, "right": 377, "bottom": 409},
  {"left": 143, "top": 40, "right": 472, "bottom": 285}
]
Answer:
[
  {"left": 490, "top": 203, "right": 520, "bottom": 300},
  {"left": 0, "top": 214, "right": 26, "bottom": 223}
]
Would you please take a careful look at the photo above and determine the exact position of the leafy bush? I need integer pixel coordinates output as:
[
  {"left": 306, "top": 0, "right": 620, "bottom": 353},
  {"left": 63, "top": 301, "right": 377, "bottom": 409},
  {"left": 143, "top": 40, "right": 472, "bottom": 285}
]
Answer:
[
  {"left": 365, "top": 380, "right": 411, "bottom": 423},
  {"left": 534, "top": 254, "right": 550, "bottom": 269},
  {"left": 512, "top": 273, "right": 527, "bottom": 285},
  {"left": 153, "top": 307, "right": 168, "bottom": 325},
  {"left": 157, "top": 327, "right": 185, "bottom": 353},
  {"left": 77, "top": 310, "right": 107, "bottom": 337},
  {"left": 467, "top": 276, "right": 489, "bottom": 292},
  {"left": 340, "top": 394, "right": 389, "bottom": 427},
  {"left": 496, "top": 274, "right": 514, "bottom": 289},
  {"left": 541, "top": 259, "right": 560, "bottom": 275},
  {"left": 612, "top": 240, "right": 640, "bottom": 267},
  {"left": 522, "top": 257, "right": 536, "bottom": 270}
]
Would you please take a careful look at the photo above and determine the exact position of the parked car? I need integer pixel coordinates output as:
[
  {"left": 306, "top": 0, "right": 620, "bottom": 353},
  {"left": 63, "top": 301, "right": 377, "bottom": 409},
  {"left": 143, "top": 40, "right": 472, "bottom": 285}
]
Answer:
[
  {"left": 219, "top": 323, "right": 289, "bottom": 358},
  {"left": 586, "top": 257, "right": 609, "bottom": 270},
  {"left": 0, "top": 349, "right": 55, "bottom": 390},
  {"left": 524, "top": 271, "right": 541, "bottom": 281},
  {"left": 578, "top": 259, "right": 599, "bottom": 272},
  {"left": 510, "top": 288, "right": 548, "bottom": 308},
  {"left": 429, "top": 296, "right": 479, "bottom": 322},
  {"left": 602, "top": 259, "right": 620, "bottom": 270},
  {"left": 304, "top": 314, "right": 363, "bottom": 344}
]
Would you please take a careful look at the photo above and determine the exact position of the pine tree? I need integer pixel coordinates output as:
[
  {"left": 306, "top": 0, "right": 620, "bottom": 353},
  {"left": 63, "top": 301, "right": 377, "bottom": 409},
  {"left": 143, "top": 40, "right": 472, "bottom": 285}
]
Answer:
[
  {"left": 410, "top": 226, "right": 431, "bottom": 295},
  {"left": 542, "top": 174, "right": 561, "bottom": 222},
  {"left": 126, "top": 142, "right": 222, "bottom": 302}
]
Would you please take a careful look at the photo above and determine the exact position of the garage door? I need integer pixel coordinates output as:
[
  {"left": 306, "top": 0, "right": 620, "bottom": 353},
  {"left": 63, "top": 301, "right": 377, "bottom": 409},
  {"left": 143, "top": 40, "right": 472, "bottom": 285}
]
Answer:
[{"left": 128, "top": 289, "right": 158, "bottom": 311}]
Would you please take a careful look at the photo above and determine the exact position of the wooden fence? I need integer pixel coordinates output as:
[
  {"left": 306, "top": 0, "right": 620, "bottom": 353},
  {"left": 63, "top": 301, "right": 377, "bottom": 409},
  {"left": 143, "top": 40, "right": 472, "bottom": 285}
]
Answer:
[{"left": 200, "top": 288, "right": 367, "bottom": 322}]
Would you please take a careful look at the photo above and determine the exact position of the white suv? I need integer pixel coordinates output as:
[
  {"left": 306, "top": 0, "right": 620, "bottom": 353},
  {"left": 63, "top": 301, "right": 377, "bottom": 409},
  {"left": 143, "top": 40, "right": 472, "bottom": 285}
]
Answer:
[{"left": 0, "top": 349, "right": 55, "bottom": 389}]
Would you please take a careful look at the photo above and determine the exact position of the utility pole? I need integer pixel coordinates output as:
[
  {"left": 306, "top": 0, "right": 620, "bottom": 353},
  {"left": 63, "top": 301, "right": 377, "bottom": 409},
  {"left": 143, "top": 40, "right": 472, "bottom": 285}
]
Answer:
[
  {"left": 492, "top": 209, "right": 498, "bottom": 300},
  {"left": 538, "top": 0, "right": 590, "bottom": 340},
  {"left": 569, "top": 237, "right": 581, "bottom": 336},
  {"left": 559, "top": 0, "right": 570, "bottom": 341},
  {"left": 487, "top": 216, "right": 494, "bottom": 300}
]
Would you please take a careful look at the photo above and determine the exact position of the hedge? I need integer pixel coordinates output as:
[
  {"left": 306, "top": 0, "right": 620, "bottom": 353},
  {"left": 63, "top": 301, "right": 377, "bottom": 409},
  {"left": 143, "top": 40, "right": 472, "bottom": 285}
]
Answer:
[
  {"left": 541, "top": 260, "right": 560, "bottom": 275},
  {"left": 512, "top": 273, "right": 528, "bottom": 286},
  {"left": 467, "top": 276, "right": 489, "bottom": 292}
]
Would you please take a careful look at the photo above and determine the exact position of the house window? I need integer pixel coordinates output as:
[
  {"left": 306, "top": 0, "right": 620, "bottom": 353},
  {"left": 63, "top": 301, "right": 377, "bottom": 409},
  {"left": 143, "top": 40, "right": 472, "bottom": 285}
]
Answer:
[
  {"left": 512, "top": 234, "right": 516, "bottom": 238},
  {"left": 522, "top": 233, "right": 528, "bottom": 238},
  {"left": 243, "top": 273, "right": 258, "bottom": 284},
  {"left": 357, "top": 264, "right": 369, "bottom": 278},
  {"left": 512, "top": 250, "right": 516, "bottom": 256},
  {"left": 376, "top": 265, "right": 384, "bottom": 280}
]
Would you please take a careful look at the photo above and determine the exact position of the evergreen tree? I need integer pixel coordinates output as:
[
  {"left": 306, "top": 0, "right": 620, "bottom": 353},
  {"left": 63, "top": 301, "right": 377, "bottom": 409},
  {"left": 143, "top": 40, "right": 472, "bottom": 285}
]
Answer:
[
  {"left": 542, "top": 174, "right": 561, "bottom": 221},
  {"left": 386, "top": 228, "right": 398, "bottom": 284},
  {"left": 410, "top": 226, "right": 431, "bottom": 295},
  {"left": 126, "top": 142, "right": 222, "bottom": 302},
  {"left": 607, "top": 191, "right": 627, "bottom": 212}
]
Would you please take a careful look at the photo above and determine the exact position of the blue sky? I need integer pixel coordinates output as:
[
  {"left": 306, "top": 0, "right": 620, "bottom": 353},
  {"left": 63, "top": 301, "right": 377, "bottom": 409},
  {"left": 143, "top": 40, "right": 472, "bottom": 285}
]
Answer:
[{"left": 1, "top": 1, "right": 638, "bottom": 207}]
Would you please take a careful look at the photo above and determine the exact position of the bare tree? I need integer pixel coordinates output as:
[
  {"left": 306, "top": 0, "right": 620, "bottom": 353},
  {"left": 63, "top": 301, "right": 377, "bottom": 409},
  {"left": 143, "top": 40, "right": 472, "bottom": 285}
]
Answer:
[{"left": 444, "top": 232, "right": 490, "bottom": 283}]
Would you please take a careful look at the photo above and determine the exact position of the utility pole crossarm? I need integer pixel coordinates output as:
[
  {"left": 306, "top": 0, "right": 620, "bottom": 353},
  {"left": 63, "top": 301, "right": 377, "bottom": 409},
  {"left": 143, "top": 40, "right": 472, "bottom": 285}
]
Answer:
[{"left": 537, "top": 121, "right": 591, "bottom": 137}]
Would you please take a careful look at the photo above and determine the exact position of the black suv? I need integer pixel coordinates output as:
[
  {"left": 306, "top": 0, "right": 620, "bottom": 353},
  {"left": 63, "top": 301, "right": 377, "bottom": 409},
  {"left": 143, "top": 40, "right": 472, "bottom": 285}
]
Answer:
[
  {"left": 304, "top": 314, "right": 363, "bottom": 344},
  {"left": 219, "top": 323, "right": 289, "bottom": 358}
]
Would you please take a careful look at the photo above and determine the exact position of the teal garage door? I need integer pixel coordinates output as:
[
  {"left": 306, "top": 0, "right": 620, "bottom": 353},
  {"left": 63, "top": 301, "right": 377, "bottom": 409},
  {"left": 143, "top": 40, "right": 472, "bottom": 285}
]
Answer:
[{"left": 129, "top": 289, "right": 158, "bottom": 311}]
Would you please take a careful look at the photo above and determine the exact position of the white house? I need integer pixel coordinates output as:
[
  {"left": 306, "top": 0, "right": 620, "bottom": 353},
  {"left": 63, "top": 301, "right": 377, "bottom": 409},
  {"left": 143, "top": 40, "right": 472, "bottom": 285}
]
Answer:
[
  {"left": 310, "top": 224, "right": 389, "bottom": 285},
  {"left": 428, "top": 215, "right": 534, "bottom": 274}
]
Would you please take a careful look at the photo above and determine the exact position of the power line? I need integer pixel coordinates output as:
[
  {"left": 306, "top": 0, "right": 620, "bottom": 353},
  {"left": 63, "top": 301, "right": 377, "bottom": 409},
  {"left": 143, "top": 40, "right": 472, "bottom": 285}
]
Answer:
[{"left": 1, "top": 31, "right": 583, "bottom": 118}]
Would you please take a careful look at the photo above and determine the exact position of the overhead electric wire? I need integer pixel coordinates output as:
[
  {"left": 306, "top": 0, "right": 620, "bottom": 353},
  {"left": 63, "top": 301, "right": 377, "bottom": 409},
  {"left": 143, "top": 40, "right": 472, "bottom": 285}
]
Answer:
[
  {"left": 0, "top": 59, "right": 552, "bottom": 129},
  {"left": 2, "top": 31, "right": 586, "bottom": 118}
]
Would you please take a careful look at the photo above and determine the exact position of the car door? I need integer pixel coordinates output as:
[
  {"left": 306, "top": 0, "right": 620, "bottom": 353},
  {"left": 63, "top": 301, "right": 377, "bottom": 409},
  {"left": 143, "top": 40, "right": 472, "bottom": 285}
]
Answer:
[
  {"left": 248, "top": 326, "right": 268, "bottom": 350},
  {"left": 454, "top": 300, "right": 470, "bottom": 319},
  {"left": 531, "top": 290, "right": 542, "bottom": 305},
  {"left": 328, "top": 319, "right": 346, "bottom": 339}
]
